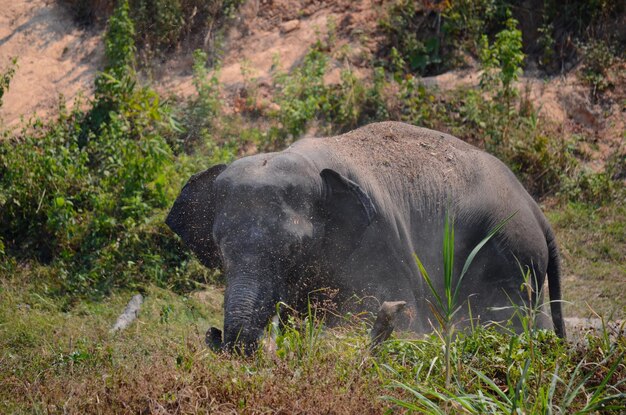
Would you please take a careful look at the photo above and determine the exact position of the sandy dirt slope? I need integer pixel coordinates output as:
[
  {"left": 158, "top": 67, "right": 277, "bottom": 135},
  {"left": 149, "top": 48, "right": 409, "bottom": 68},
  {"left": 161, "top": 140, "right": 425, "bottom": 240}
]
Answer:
[
  {"left": 0, "top": 0, "right": 380, "bottom": 126},
  {"left": 0, "top": 0, "right": 103, "bottom": 128},
  {"left": 155, "top": 0, "right": 380, "bottom": 97}
]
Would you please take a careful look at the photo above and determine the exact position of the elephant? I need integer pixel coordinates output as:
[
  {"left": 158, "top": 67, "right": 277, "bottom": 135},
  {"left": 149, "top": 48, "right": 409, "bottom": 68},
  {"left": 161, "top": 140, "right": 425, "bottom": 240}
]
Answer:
[{"left": 166, "top": 121, "right": 565, "bottom": 353}]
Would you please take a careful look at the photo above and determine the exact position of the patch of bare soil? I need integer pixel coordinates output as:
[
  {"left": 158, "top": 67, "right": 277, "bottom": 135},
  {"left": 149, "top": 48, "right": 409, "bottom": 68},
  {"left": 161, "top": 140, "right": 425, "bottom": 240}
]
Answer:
[
  {"left": 155, "top": 0, "right": 381, "bottom": 98},
  {"left": 565, "top": 317, "right": 625, "bottom": 346},
  {"left": 0, "top": 0, "right": 103, "bottom": 128}
]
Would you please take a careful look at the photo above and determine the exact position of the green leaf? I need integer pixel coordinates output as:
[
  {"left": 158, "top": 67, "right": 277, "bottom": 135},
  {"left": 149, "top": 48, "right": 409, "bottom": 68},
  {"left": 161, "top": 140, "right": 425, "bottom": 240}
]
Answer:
[{"left": 453, "top": 211, "right": 518, "bottom": 304}]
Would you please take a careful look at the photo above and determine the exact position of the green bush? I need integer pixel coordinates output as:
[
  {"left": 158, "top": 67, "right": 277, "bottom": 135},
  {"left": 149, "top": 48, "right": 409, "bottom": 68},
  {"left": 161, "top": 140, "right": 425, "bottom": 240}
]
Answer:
[
  {"left": 179, "top": 49, "right": 222, "bottom": 151},
  {"left": 270, "top": 47, "right": 330, "bottom": 144},
  {"left": 60, "top": 0, "right": 243, "bottom": 57},
  {"left": 578, "top": 39, "right": 617, "bottom": 98},
  {"left": 265, "top": 45, "right": 392, "bottom": 147},
  {"left": 379, "top": 0, "right": 512, "bottom": 75},
  {"left": 443, "top": 0, "right": 498, "bottom": 53},
  {"left": 0, "top": 1, "right": 222, "bottom": 296},
  {"left": 130, "top": 0, "right": 243, "bottom": 54},
  {"left": 378, "top": 0, "right": 445, "bottom": 75},
  {"left": 561, "top": 148, "right": 626, "bottom": 205}
]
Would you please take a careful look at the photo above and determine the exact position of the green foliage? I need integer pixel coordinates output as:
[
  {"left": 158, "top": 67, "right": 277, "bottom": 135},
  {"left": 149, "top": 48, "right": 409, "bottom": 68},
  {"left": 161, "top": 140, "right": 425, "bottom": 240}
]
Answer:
[
  {"left": 270, "top": 47, "right": 329, "bottom": 143},
  {"left": 379, "top": 0, "right": 510, "bottom": 75},
  {"left": 129, "top": 0, "right": 243, "bottom": 55},
  {"left": 0, "top": 92, "right": 196, "bottom": 295},
  {"left": 382, "top": 326, "right": 625, "bottom": 414},
  {"left": 447, "top": 78, "right": 577, "bottom": 196},
  {"left": 561, "top": 168, "right": 622, "bottom": 206},
  {"left": 60, "top": 0, "right": 244, "bottom": 57},
  {"left": 89, "top": 0, "right": 138, "bottom": 138},
  {"left": 537, "top": 21, "right": 556, "bottom": 69},
  {"left": 102, "top": 0, "right": 136, "bottom": 80},
  {"left": 443, "top": 0, "right": 497, "bottom": 52},
  {"left": 0, "top": 1, "right": 223, "bottom": 296},
  {"left": 273, "top": 302, "right": 325, "bottom": 366},
  {"left": 414, "top": 211, "right": 515, "bottom": 388},
  {"left": 378, "top": 0, "right": 444, "bottom": 75},
  {"left": 179, "top": 49, "right": 222, "bottom": 150},
  {"left": 0, "top": 57, "right": 18, "bottom": 109},
  {"left": 578, "top": 39, "right": 616, "bottom": 98},
  {"left": 395, "top": 75, "right": 441, "bottom": 128},
  {"left": 479, "top": 16, "right": 525, "bottom": 101},
  {"left": 386, "top": 211, "right": 625, "bottom": 413},
  {"left": 264, "top": 46, "right": 391, "bottom": 148},
  {"left": 380, "top": 0, "right": 623, "bottom": 75}
]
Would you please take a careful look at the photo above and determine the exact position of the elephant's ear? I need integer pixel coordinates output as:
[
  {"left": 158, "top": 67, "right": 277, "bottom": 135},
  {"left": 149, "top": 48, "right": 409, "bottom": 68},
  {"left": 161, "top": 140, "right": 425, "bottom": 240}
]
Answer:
[
  {"left": 320, "top": 169, "right": 376, "bottom": 234},
  {"left": 166, "top": 164, "right": 227, "bottom": 269}
]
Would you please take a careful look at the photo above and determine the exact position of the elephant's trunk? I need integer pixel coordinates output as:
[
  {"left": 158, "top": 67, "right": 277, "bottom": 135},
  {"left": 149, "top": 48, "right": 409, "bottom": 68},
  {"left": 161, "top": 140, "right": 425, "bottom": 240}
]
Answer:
[{"left": 222, "top": 273, "right": 276, "bottom": 354}]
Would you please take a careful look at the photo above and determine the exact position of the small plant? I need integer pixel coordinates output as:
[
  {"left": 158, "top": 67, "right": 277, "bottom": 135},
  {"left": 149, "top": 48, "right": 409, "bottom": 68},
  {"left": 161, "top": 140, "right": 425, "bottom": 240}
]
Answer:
[
  {"left": 578, "top": 39, "right": 616, "bottom": 99},
  {"left": 130, "top": 0, "right": 244, "bottom": 56},
  {"left": 478, "top": 15, "right": 525, "bottom": 137},
  {"left": 413, "top": 211, "right": 515, "bottom": 388},
  {"left": 181, "top": 49, "right": 222, "bottom": 150},
  {"left": 378, "top": 0, "right": 445, "bottom": 75},
  {"left": 0, "top": 57, "right": 17, "bottom": 110},
  {"left": 443, "top": 0, "right": 497, "bottom": 54},
  {"left": 268, "top": 46, "right": 329, "bottom": 146},
  {"left": 537, "top": 21, "right": 556, "bottom": 70},
  {"left": 273, "top": 300, "right": 325, "bottom": 366}
]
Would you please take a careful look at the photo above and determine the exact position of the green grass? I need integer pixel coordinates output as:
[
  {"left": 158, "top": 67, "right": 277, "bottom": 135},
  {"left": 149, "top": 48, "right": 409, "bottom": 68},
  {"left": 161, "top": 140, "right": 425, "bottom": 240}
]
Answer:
[
  {"left": 547, "top": 202, "right": 626, "bottom": 319},
  {"left": 1, "top": 203, "right": 624, "bottom": 413},
  {"left": 1, "top": 273, "right": 624, "bottom": 413}
]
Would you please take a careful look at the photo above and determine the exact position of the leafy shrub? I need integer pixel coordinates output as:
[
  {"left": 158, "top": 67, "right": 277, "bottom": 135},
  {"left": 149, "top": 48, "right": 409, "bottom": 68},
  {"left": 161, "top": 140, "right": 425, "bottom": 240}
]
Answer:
[
  {"left": 269, "top": 47, "right": 330, "bottom": 144},
  {"left": 578, "top": 39, "right": 616, "bottom": 98},
  {"left": 0, "top": 1, "right": 222, "bottom": 296},
  {"left": 378, "top": 0, "right": 445, "bottom": 75},
  {"left": 479, "top": 16, "right": 525, "bottom": 106},
  {"left": 179, "top": 49, "right": 222, "bottom": 151},
  {"left": 394, "top": 75, "right": 442, "bottom": 128},
  {"left": 561, "top": 149, "right": 626, "bottom": 205},
  {"left": 379, "top": 0, "right": 512, "bottom": 75},
  {"left": 443, "top": 0, "right": 498, "bottom": 53},
  {"left": 130, "top": 0, "right": 243, "bottom": 55},
  {"left": 264, "top": 45, "right": 392, "bottom": 147},
  {"left": 60, "top": 0, "right": 243, "bottom": 57}
]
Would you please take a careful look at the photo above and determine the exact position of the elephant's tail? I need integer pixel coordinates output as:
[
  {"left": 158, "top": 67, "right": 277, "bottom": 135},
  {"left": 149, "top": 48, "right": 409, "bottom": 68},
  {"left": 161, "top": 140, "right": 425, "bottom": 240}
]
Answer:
[{"left": 546, "top": 226, "right": 566, "bottom": 339}]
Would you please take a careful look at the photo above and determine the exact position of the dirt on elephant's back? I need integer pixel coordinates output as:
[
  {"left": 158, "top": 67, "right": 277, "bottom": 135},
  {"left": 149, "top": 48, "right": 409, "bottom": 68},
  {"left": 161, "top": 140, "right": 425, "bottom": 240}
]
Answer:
[{"left": 304, "top": 121, "right": 483, "bottom": 187}]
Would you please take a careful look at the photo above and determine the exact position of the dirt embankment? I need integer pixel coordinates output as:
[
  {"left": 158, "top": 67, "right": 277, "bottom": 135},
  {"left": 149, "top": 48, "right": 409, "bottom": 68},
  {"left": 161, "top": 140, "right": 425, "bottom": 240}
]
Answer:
[
  {"left": 2, "top": 0, "right": 623, "bottom": 177},
  {"left": 0, "top": 0, "right": 102, "bottom": 128},
  {"left": 1, "top": 0, "right": 623, "bottom": 162}
]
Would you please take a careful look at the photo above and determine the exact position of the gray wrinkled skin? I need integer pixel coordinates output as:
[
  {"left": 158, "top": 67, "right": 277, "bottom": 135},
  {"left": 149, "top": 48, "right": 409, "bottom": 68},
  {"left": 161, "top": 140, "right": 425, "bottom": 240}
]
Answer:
[{"left": 167, "top": 122, "right": 565, "bottom": 353}]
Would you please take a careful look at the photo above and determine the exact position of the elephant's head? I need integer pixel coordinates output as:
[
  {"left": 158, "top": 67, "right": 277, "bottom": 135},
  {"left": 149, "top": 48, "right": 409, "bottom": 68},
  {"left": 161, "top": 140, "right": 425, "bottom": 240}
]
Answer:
[{"left": 166, "top": 154, "right": 376, "bottom": 354}]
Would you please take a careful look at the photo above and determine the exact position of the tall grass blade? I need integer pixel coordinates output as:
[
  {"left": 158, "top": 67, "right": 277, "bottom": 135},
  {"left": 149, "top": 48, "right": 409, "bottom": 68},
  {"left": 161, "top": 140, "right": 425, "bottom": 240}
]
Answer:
[
  {"left": 582, "top": 352, "right": 625, "bottom": 413},
  {"left": 453, "top": 211, "right": 517, "bottom": 304},
  {"left": 443, "top": 212, "right": 455, "bottom": 311},
  {"left": 471, "top": 368, "right": 513, "bottom": 406},
  {"left": 414, "top": 253, "right": 443, "bottom": 310},
  {"left": 385, "top": 381, "right": 447, "bottom": 414},
  {"left": 559, "top": 349, "right": 623, "bottom": 412}
]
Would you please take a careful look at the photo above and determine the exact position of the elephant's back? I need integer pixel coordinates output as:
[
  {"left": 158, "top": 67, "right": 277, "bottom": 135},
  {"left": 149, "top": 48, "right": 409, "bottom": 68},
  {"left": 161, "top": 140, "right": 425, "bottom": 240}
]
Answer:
[
  {"left": 290, "top": 122, "right": 542, "bottom": 237},
  {"left": 291, "top": 122, "right": 503, "bottom": 197}
]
